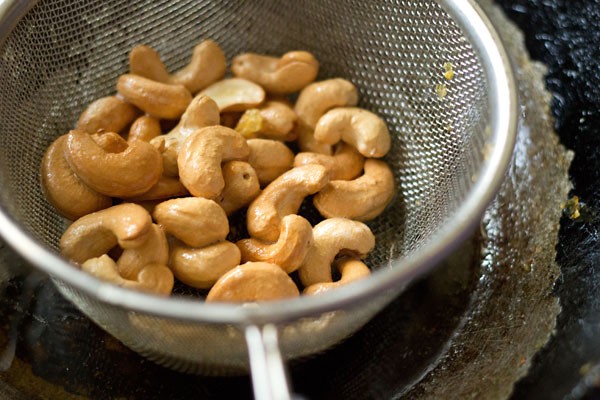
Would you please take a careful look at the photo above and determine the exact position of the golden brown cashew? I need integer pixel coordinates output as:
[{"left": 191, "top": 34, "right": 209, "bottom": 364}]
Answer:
[
  {"left": 199, "top": 78, "right": 265, "bottom": 112},
  {"left": 303, "top": 258, "right": 371, "bottom": 295},
  {"left": 177, "top": 126, "right": 249, "bottom": 198},
  {"left": 117, "top": 224, "right": 169, "bottom": 280},
  {"left": 60, "top": 203, "right": 153, "bottom": 264},
  {"left": 314, "top": 107, "right": 391, "bottom": 158},
  {"left": 294, "top": 78, "right": 359, "bottom": 154},
  {"left": 77, "top": 96, "right": 139, "bottom": 134},
  {"left": 82, "top": 255, "right": 173, "bottom": 296},
  {"left": 153, "top": 197, "right": 229, "bottom": 248},
  {"left": 218, "top": 161, "right": 260, "bottom": 215},
  {"left": 41, "top": 135, "right": 112, "bottom": 220},
  {"left": 247, "top": 139, "right": 294, "bottom": 186},
  {"left": 123, "top": 175, "right": 189, "bottom": 202},
  {"left": 151, "top": 94, "right": 220, "bottom": 176},
  {"left": 235, "top": 100, "right": 297, "bottom": 141},
  {"left": 206, "top": 262, "right": 299, "bottom": 303},
  {"left": 237, "top": 215, "right": 313, "bottom": 273},
  {"left": 128, "top": 45, "right": 171, "bottom": 83},
  {"left": 298, "top": 218, "right": 375, "bottom": 287},
  {"left": 231, "top": 51, "right": 319, "bottom": 94},
  {"left": 129, "top": 40, "right": 226, "bottom": 94},
  {"left": 170, "top": 40, "right": 227, "bottom": 93},
  {"left": 313, "top": 159, "right": 395, "bottom": 221},
  {"left": 294, "top": 142, "right": 365, "bottom": 181},
  {"left": 116, "top": 74, "right": 192, "bottom": 119},
  {"left": 246, "top": 164, "right": 329, "bottom": 242},
  {"left": 65, "top": 130, "right": 163, "bottom": 197},
  {"left": 169, "top": 240, "right": 241, "bottom": 289},
  {"left": 128, "top": 115, "right": 162, "bottom": 143},
  {"left": 91, "top": 131, "right": 129, "bottom": 153}
]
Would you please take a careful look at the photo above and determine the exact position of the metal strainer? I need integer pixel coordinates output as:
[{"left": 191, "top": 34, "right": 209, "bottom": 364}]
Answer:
[{"left": 0, "top": 0, "right": 516, "bottom": 398}]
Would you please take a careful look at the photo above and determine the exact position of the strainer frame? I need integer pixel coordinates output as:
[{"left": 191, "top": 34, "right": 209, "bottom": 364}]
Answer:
[{"left": 0, "top": 0, "right": 517, "bottom": 326}]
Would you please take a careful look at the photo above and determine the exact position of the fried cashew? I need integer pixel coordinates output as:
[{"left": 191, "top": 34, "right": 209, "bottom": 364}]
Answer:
[
  {"left": 247, "top": 139, "right": 294, "bottom": 187},
  {"left": 90, "top": 131, "right": 129, "bottom": 153},
  {"left": 298, "top": 218, "right": 375, "bottom": 287},
  {"left": 246, "top": 164, "right": 329, "bottom": 242},
  {"left": 128, "top": 115, "right": 162, "bottom": 143},
  {"left": 41, "top": 135, "right": 112, "bottom": 220},
  {"left": 237, "top": 214, "right": 313, "bottom": 274},
  {"left": 303, "top": 258, "right": 371, "bottom": 295},
  {"left": 294, "top": 78, "right": 359, "bottom": 154},
  {"left": 152, "top": 197, "right": 229, "bottom": 248},
  {"left": 314, "top": 107, "right": 391, "bottom": 158},
  {"left": 116, "top": 74, "right": 192, "bottom": 119},
  {"left": 235, "top": 100, "right": 297, "bottom": 141},
  {"left": 294, "top": 142, "right": 365, "bottom": 181},
  {"left": 206, "top": 262, "right": 299, "bottom": 303},
  {"left": 218, "top": 161, "right": 261, "bottom": 215},
  {"left": 123, "top": 176, "right": 189, "bottom": 202},
  {"left": 60, "top": 203, "right": 153, "bottom": 264},
  {"left": 313, "top": 159, "right": 395, "bottom": 221},
  {"left": 82, "top": 255, "right": 173, "bottom": 296},
  {"left": 64, "top": 130, "right": 163, "bottom": 197},
  {"left": 231, "top": 51, "right": 319, "bottom": 94},
  {"left": 77, "top": 96, "right": 138, "bottom": 134},
  {"left": 169, "top": 240, "right": 241, "bottom": 289},
  {"left": 117, "top": 223, "right": 169, "bottom": 280},
  {"left": 129, "top": 40, "right": 226, "bottom": 94},
  {"left": 177, "top": 126, "right": 249, "bottom": 198},
  {"left": 151, "top": 94, "right": 220, "bottom": 177},
  {"left": 199, "top": 78, "right": 265, "bottom": 112}
]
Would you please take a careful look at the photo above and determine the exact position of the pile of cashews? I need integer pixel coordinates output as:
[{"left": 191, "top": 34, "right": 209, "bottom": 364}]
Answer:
[{"left": 41, "top": 39, "right": 395, "bottom": 302}]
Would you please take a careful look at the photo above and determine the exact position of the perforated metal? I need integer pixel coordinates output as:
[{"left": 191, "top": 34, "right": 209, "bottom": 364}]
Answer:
[{"left": 0, "top": 0, "right": 503, "bottom": 372}]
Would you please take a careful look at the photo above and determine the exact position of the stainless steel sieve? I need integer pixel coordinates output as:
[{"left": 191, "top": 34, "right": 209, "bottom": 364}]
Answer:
[{"left": 0, "top": 0, "right": 516, "bottom": 399}]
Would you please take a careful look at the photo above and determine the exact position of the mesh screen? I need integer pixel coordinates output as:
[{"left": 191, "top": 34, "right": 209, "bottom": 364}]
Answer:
[{"left": 0, "top": 0, "right": 490, "bottom": 370}]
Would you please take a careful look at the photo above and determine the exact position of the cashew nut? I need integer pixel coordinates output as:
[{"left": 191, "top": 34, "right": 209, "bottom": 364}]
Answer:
[
  {"left": 77, "top": 96, "right": 138, "bottom": 134},
  {"left": 199, "top": 78, "right": 265, "bottom": 112},
  {"left": 128, "top": 115, "right": 162, "bottom": 143},
  {"left": 303, "top": 258, "right": 371, "bottom": 295},
  {"left": 177, "top": 126, "right": 249, "bottom": 198},
  {"left": 218, "top": 161, "right": 260, "bottom": 215},
  {"left": 116, "top": 74, "right": 192, "bottom": 119},
  {"left": 246, "top": 164, "right": 329, "bottom": 242},
  {"left": 151, "top": 94, "right": 220, "bottom": 176},
  {"left": 82, "top": 255, "right": 173, "bottom": 296},
  {"left": 231, "top": 51, "right": 319, "bottom": 94},
  {"left": 247, "top": 139, "right": 294, "bottom": 187},
  {"left": 169, "top": 240, "right": 241, "bottom": 289},
  {"left": 60, "top": 203, "right": 153, "bottom": 264},
  {"left": 117, "top": 223, "right": 169, "bottom": 280},
  {"left": 237, "top": 215, "right": 313, "bottom": 273},
  {"left": 41, "top": 135, "right": 112, "bottom": 220},
  {"left": 313, "top": 159, "right": 395, "bottom": 221},
  {"left": 235, "top": 100, "right": 297, "bottom": 141},
  {"left": 294, "top": 78, "right": 358, "bottom": 154},
  {"left": 206, "top": 262, "right": 299, "bottom": 303},
  {"left": 294, "top": 142, "right": 365, "bottom": 181},
  {"left": 129, "top": 40, "right": 226, "bottom": 94},
  {"left": 152, "top": 197, "right": 229, "bottom": 248},
  {"left": 64, "top": 130, "right": 163, "bottom": 197},
  {"left": 298, "top": 218, "right": 375, "bottom": 287},
  {"left": 128, "top": 45, "right": 171, "bottom": 83},
  {"left": 91, "top": 131, "right": 129, "bottom": 153},
  {"left": 169, "top": 40, "right": 227, "bottom": 94},
  {"left": 123, "top": 175, "right": 189, "bottom": 202},
  {"left": 314, "top": 107, "right": 391, "bottom": 158}
]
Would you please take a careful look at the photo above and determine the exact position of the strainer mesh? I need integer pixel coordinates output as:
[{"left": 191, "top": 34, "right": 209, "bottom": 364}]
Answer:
[{"left": 0, "top": 0, "right": 489, "bottom": 371}]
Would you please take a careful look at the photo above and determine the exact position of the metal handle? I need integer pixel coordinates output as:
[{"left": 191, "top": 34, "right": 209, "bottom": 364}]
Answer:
[{"left": 245, "top": 323, "right": 295, "bottom": 400}]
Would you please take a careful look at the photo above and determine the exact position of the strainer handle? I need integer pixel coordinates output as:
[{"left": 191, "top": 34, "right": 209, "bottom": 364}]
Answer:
[{"left": 245, "top": 323, "right": 299, "bottom": 400}]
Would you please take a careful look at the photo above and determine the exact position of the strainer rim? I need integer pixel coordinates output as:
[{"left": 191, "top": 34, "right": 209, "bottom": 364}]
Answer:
[{"left": 0, "top": 0, "right": 517, "bottom": 325}]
